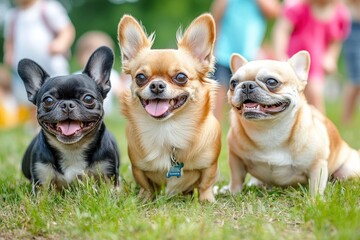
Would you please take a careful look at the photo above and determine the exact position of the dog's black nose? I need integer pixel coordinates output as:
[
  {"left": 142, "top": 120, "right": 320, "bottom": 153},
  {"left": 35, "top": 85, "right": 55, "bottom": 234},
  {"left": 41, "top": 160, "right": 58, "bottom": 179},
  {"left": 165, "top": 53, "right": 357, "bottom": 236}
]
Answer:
[
  {"left": 241, "top": 81, "right": 257, "bottom": 95},
  {"left": 61, "top": 101, "right": 75, "bottom": 113},
  {"left": 150, "top": 80, "right": 166, "bottom": 94}
]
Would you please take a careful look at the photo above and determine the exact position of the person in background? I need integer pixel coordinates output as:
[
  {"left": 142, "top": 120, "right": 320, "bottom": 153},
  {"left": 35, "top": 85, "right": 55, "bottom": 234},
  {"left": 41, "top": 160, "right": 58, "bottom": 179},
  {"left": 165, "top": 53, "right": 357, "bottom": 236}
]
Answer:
[
  {"left": 342, "top": 0, "right": 360, "bottom": 124},
  {"left": 0, "top": 64, "right": 18, "bottom": 129},
  {"left": 75, "top": 31, "right": 130, "bottom": 115},
  {"left": 211, "top": 0, "right": 281, "bottom": 122},
  {"left": 273, "top": 0, "right": 350, "bottom": 113},
  {"left": 3, "top": 0, "right": 75, "bottom": 123}
]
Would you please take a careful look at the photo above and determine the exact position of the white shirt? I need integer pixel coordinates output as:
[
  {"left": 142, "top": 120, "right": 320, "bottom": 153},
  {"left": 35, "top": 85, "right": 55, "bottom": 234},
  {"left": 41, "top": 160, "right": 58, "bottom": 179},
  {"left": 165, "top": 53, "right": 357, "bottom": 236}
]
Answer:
[{"left": 4, "top": 0, "right": 71, "bottom": 76}]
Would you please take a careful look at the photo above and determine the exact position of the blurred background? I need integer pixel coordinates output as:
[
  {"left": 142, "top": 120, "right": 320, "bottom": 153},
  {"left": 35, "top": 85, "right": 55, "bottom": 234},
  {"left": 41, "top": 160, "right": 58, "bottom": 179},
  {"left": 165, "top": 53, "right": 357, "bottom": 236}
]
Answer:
[
  {"left": 0, "top": 0, "right": 357, "bottom": 133},
  {"left": 0, "top": 0, "right": 215, "bottom": 72}
]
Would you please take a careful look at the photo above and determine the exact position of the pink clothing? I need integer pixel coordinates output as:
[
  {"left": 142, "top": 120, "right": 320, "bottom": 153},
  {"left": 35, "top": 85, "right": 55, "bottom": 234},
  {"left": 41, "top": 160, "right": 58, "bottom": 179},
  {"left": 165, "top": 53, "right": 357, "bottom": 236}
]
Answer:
[{"left": 284, "top": 2, "right": 350, "bottom": 81}]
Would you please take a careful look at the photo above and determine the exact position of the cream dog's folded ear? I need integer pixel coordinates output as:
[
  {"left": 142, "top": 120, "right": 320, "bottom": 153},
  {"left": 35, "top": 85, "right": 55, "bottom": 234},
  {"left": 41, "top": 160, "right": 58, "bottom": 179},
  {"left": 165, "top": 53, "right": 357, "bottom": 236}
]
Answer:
[
  {"left": 177, "top": 13, "right": 216, "bottom": 68},
  {"left": 288, "top": 50, "right": 311, "bottom": 83},
  {"left": 230, "top": 53, "right": 248, "bottom": 74},
  {"left": 118, "top": 15, "right": 154, "bottom": 65}
]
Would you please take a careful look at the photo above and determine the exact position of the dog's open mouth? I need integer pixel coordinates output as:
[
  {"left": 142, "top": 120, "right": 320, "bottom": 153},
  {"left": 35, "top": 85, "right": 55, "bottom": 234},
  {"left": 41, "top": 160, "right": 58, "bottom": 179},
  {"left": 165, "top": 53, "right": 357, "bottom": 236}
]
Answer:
[
  {"left": 139, "top": 93, "right": 189, "bottom": 119},
  {"left": 237, "top": 99, "right": 289, "bottom": 116},
  {"left": 43, "top": 119, "right": 98, "bottom": 143}
]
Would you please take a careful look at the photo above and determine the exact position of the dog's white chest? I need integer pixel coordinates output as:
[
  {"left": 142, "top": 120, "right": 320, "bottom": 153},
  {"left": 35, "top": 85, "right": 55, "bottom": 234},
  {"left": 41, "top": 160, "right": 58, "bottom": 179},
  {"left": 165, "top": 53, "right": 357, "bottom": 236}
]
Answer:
[
  {"left": 35, "top": 146, "right": 89, "bottom": 186},
  {"left": 243, "top": 147, "right": 311, "bottom": 185},
  {"left": 247, "top": 148, "right": 293, "bottom": 166},
  {"left": 138, "top": 149, "right": 173, "bottom": 171},
  {"left": 137, "top": 118, "right": 194, "bottom": 169},
  {"left": 59, "top": 150, "right": 88, "bottom": 182}
]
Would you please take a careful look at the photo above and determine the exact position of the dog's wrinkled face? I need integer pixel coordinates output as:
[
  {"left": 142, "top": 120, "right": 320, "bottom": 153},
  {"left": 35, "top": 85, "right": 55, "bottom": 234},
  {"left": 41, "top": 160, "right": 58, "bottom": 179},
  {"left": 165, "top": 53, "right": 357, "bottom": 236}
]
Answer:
[
  {"left": 228, "top": 51, "right": 310, "bottom": 120},
  {"left": 18, "top": 46, "right": 114, "bottom": 144},
  {"left": 34, "top": 76, "right": 104, "bottom": 144},
  {"left": 118, "top": 14, "right": 215, "bottom": 120}
]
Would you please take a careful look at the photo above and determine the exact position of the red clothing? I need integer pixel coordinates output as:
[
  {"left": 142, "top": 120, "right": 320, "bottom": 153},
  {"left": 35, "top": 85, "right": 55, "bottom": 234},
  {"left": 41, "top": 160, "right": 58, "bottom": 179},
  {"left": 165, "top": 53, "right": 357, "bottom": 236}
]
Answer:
[{"left": 284, "top": 2, "right": 350, "bottom": 80}]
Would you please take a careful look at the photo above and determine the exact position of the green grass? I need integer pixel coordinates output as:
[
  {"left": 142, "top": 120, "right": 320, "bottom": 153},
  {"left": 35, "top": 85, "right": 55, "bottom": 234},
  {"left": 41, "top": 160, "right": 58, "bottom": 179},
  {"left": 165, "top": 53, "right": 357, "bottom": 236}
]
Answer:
[{"left": 1, "top": 101, "right": 360, "bottom": 239}]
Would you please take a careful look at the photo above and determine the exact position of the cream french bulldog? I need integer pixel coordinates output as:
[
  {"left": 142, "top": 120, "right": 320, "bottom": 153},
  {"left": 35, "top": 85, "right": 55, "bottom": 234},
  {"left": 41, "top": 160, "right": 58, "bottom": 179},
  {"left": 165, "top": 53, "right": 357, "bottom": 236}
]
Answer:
[{"left": 226, "top": 50, "right": 360, "bottom": 197}]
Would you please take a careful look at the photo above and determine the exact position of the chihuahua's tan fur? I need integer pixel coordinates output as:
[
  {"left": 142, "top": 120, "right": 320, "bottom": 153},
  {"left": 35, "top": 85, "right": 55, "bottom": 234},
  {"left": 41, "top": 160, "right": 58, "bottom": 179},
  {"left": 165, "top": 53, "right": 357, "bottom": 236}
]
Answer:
[
  {"left": 118, "top": 14, "right": 221, "bottom": 202},
  {"left": 227, "top": 51, "right": 360, "bottom": 197}
]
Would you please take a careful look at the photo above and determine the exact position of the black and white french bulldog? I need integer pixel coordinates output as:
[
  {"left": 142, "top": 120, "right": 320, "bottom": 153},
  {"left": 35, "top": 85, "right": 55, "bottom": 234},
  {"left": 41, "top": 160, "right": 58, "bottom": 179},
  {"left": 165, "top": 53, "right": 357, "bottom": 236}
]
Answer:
[{"left": 18, "top": 46, "right": 120, "bottom": 190}]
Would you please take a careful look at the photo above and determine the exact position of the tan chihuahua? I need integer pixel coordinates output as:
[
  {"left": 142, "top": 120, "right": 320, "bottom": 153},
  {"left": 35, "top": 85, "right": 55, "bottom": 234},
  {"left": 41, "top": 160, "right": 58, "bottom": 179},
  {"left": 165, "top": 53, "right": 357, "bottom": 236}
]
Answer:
[
  {"left": 227, "top": 50, "right": 360, "bottom": 197},
  {"left": 117, "top": 14, "right": 221, "bottom": 202}
]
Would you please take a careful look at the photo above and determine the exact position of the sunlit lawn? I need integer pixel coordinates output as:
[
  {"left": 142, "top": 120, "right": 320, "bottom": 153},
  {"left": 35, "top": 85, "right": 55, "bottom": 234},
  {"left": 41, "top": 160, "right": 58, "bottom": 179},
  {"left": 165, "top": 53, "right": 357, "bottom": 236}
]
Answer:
[{"left": 0, "top": 100, "right": 360, "bottom": 239}]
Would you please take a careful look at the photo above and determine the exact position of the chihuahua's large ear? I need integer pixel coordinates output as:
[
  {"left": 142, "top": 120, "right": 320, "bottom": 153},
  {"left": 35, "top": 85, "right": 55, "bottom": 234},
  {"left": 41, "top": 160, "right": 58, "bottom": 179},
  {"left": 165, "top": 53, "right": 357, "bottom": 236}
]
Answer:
[
  {"left": 288, "top": 50, "right": 310, "bottom": 82},
  {"left": 118, "top": 15, "right": 153, "bottom": 66},
  {"left": 230, "top": 53, "right": 248, "bottom": 73},
  {"left": 83, "top": 46, "right": 114, "bottom": 98},
  {"left": 17, "top": 59, "right": 50, "bottom": 105},
  {"left": 177, "top": 13, "right": 216, "bottom": 67}
]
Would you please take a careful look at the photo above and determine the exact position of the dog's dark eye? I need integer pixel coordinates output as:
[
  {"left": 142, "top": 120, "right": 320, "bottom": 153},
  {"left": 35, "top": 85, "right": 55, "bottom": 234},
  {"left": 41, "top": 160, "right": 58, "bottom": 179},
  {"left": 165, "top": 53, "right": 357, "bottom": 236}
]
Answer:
[
  {"left": 230, "top": 79, "right": 239, "bottom": 91},
  {"left": 135, "top": 73, "right": 148, "bottom": 87},
  {"left": 173, "top": 73, "right": 188, "bottom": 85},
  {"left": 83, "top": 95, "right": 95, "bottom": 105},
  {"left": 265, "top": 78, "right": 280, "bottom": 89},
  {"left": 43, "top": 97, "right": 54, "bottom": 107}
]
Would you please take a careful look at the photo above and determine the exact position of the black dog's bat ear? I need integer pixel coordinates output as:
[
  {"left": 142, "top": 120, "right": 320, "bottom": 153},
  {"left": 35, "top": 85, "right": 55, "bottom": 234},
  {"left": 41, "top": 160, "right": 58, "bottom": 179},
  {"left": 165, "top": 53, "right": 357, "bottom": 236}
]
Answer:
[
  {"left": 17, "top": 59, "right": 50, "bottom": 105},
  {"left": 83, "top": 46, "right": 114, "bottom": 99}
]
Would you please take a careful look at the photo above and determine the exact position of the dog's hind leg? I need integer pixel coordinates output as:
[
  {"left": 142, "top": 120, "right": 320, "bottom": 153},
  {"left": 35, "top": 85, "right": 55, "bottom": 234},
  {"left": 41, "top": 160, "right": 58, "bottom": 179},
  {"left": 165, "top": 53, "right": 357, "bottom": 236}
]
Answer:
[{"left": 332, "top": 149, "right": 360, "bottom": 180}]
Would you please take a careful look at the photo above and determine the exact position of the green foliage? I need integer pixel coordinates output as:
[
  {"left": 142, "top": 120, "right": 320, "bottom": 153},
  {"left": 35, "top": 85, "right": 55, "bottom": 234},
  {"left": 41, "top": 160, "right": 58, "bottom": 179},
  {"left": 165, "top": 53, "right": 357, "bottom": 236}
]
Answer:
[{"left": 68, "top": 0, "right": 212, "bottom": 70}]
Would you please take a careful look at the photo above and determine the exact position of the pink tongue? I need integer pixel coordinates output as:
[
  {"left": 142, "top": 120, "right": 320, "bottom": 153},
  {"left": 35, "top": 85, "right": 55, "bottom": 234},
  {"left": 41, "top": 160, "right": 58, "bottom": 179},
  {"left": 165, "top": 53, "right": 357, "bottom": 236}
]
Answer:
[
  {"left": 57, "top": 120, "right": 81, "bottom": 136},
  {"left": 145, "top": 99, "right": 170, "bottom": 117}
]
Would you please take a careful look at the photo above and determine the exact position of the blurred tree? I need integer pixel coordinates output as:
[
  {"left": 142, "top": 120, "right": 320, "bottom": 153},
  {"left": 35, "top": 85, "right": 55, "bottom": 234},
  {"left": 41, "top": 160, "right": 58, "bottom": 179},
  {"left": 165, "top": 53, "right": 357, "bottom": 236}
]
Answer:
[{"left": 69, "top": 0, "right": 212, "bottom": 70}]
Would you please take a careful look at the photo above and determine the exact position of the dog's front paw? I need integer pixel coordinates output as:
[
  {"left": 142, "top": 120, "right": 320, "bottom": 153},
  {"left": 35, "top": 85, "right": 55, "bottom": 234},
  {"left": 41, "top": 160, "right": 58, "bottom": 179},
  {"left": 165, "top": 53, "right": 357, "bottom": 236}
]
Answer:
[
  {"left": 218, "top": 185, "right": 230, "bottom": 194},
  {"left": 138, "top": 188, "right": 153, "bottom": 201},
  {"left": 246, "top": 177, "right": 264, "bottom": 187},
  {"left": 228, "top": 182, "right": 244, "bottom": 194},
  {"left": 199, "top": 188, "right": 215, "bottom": 202}
]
